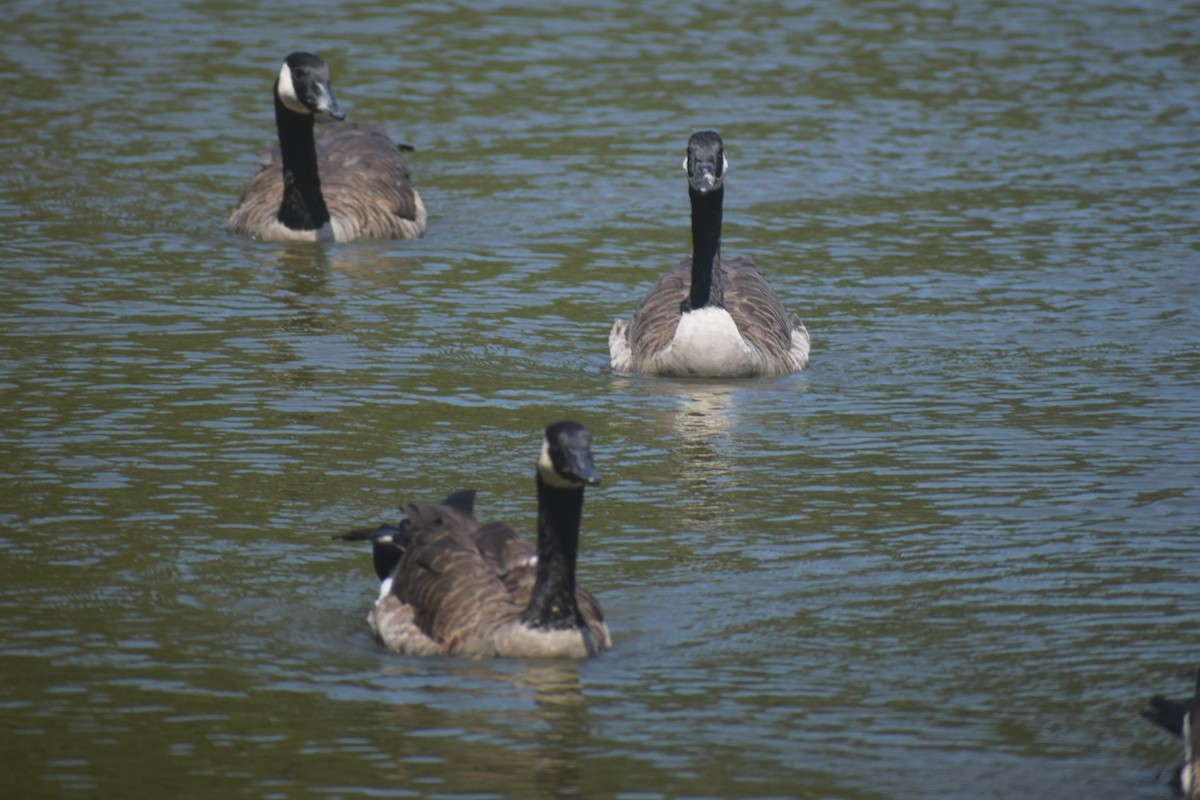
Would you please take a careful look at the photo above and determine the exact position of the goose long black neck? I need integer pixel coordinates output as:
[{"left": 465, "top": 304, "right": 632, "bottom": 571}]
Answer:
[
  {"left": 273, "top": 90, "right": 331, "bottom": 231},
  {"left": 687, "top": 184, "right": 724, "bottom": 310},
  {"left": 521, "top": 474, "right": 585, "bottom": 631}
]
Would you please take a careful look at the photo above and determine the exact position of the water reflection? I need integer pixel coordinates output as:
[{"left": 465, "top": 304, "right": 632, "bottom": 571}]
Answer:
[
  {"left": 666, "top": 382, "right": 741, "bottom": 530},
  {"left": 362, "top": 659, "right": 590, "bottom": 795},
  {"left": 257, "top": 240, "right": 424, "bottom": 289},
  {"left": 510, "top": 660, "right": 589, "bottom": 797},
  {"left": 272, "top": 245, "right": 334, "bottom": 302}
]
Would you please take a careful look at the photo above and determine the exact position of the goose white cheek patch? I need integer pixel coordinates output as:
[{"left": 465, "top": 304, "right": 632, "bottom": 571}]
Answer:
[{"left": 276, "top": 61, "right": 310, "bottom": 114}]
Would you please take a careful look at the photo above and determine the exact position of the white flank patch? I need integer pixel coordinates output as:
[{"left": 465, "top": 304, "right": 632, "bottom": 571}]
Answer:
[
  {"left": 375, "top": 577, "right": 393, "bottom": 604},
  {"left": 650, "top": 306, "right": 764, "bottom": 378},
  {"left": 1184, "top": 710, "right": 1196, "bottom": 794},
  {"left": 276, "top": 60, "right": 310, "bottom": 115},
  {"left": 608, "top": 319, "right": 634, "bottom": 372}
]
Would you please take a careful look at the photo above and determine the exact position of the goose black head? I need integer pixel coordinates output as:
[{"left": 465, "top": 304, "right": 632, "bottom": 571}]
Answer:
[
  {"left": 682, "top": 130, "right": 728, "bottom": 195},
  {"left": 276, "top": 51, "right": 345, "bottom": 120},
  {"left": 538, "top": 421, "right": 601, "bottom": 490}
]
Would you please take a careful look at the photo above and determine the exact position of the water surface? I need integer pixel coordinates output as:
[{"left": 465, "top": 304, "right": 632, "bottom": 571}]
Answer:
[{"left": 2, "top": 1, "right": 1199, "bottom": 798}]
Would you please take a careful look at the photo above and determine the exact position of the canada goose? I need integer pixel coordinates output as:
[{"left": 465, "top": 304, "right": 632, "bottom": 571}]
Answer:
[
  {"left": 337, "top": 422, "right": 611, "bottom": 659},
  {"left": 609, "top": 131, "right": 809, "bottom": 378},
  {"left": 1142, "top": 669, "right": 1200, "bottom": 799},
  {"left": 228, "top": 52, "right": 426, "bottom": 243}
]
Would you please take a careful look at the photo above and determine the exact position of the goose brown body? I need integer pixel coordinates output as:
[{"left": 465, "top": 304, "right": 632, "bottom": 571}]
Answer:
[
  {"left": 339, "top": 423, "right": 610, "bottom": 659},
  {"left": 228, "top": 52, "right": 426, "bottom": 243},
  {"left": 364, "top": 502, "right": 608, "bottom": 658}
]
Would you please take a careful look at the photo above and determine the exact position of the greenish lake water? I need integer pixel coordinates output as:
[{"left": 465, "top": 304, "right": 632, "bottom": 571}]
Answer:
[{"left": 2, "top": 1, "right": 1198, "bottom": 798}]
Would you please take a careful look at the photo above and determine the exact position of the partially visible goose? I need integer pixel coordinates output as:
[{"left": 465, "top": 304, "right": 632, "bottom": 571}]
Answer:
[
  {"left": 338, "top": 422, "right": 610, "bottom": 659},
  {"left": 609, "top": 131, "right": 809, "bottom": 378},
  {"left": 1142, "top": 669, "right": 1200, "bottom": 799},
  {"left": 228, "top": 52, "right": 426, "bottom": 243}
]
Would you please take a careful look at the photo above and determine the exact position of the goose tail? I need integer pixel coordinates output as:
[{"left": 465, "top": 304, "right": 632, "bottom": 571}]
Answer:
[{"left": 337, "top": 490, "right": 477, "bottom": 581}]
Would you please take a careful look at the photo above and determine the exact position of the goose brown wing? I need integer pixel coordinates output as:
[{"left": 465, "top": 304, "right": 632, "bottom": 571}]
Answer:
[
  {"left": 473, "top": 521, "right": 538, "bottom": 598},
  {"left": 575, "top": 584, "right": 608, "bottom": 645},
  {"left": 227, "top": 157, "right": 285, "bottom": 236},
  {"left": 627, "top": 257, "right": 690, "bottom": 361},
  {"left": 718, "top": 256, "right": 795, "bottom": 359},
  {"left": 388, "top": 502, "right": 519, "bottom": 648},
  {"left": 316, "top": 122, "right": 424, "bottom": 234}
]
